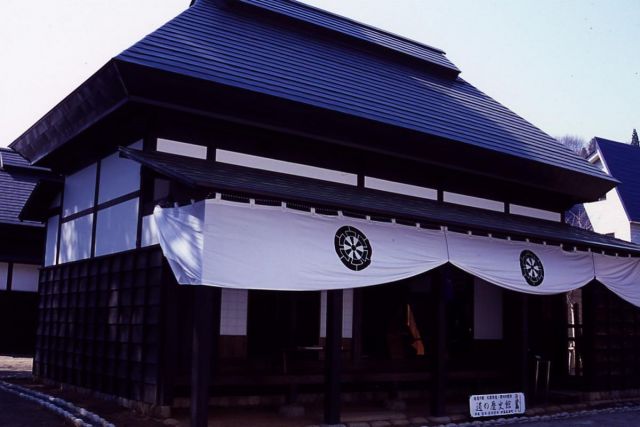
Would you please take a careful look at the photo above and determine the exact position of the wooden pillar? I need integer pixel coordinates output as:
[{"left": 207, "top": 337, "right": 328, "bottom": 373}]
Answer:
[
  {"left": 324, "top": 289, "right": 343, "bottom": 425},
  {"left": 519, "top": 294, "right": 530, "bottom": 398},
  {"left": 431, "top": 267, "right": 450, "bottom": 416},
  {"left": 351, "top": 288, "right": 363, "bottom": 365},
  {"left": 191, "top": 286, "right": 221, "bottom": 427}
]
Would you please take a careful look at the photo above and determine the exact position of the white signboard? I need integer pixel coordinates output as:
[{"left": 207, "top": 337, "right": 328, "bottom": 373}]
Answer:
[{"left": 469, "top": 393, "right": 525, "bottom": 418}]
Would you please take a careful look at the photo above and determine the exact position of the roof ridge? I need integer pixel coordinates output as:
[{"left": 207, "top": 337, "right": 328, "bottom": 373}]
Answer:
[
  {"left": 221, "top": 0, "right": 460, "bottom": 76},
  {"left": 275, "top": 0, "right": 446, "bottom": 55}
]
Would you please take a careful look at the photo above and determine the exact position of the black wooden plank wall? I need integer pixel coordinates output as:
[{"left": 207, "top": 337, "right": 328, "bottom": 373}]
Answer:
[
  {"left": 34, "top": 246, "right": 168, "bottom": 404},
  {"left": 584, "top": 283, "right": 640, "bottom": 390}
]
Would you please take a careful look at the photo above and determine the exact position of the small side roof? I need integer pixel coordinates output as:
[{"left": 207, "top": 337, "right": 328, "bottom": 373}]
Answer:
[
  {"left": 594, "top": 137, "right": 640, "bottom": 222},
  {"left": 120, "top": 147, "right": 640, "bottom": 255},
  {"left": 0, "top": 148, "right": 53, "bottom": 227}
]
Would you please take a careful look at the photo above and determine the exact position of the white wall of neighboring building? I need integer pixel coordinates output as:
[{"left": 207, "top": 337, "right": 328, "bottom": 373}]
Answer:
[
  {"left": 583, "top": 149, "right": 631, "bottom": 242},
  {"left": 584, "top": 188, "right": 630, "bottom": 241}
]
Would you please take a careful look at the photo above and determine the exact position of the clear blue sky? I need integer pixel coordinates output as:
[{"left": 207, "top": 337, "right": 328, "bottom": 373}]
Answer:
[{"left": 1, "top": 0, "right": 638, "bottom": 147}]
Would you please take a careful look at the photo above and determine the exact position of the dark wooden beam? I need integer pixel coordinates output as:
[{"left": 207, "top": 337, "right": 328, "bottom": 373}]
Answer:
[
  {"left": 191, "top": 286, "right": 221, "bottom": 427},
  {"left": 324, "top": 289, "right": 343, "bottom": 425},
  {"left": 431, "top": 266, "right": 450, "bottom": 416}
]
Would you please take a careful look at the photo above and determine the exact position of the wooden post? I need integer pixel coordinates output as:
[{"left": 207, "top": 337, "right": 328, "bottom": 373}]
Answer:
[
  {"left": 351, "top": 288, "right": 363, "bottom": 366},
  {"left": 519, "top": 294, "right": 530, "bottom": 398},
  {"left": 431, "top": 267, "right": 450, "bottom": 416},
  {"left": 191, "top": 286, "right": 221, "bottom": 427},
  {"left": 324, "top": 289, "right": 343, "bottom": 425}
]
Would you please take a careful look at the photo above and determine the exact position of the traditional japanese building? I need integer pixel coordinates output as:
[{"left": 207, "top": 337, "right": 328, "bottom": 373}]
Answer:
[
  {"left": 0, "top": 148, "right": 48, "bottom": 355},
  {"left": 11, "top": 1, "right": 640, "bottom": 425}
]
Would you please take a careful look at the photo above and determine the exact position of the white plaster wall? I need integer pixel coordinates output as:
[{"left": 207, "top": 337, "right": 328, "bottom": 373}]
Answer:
[
  {"left": 583, "top": 189, "right": 630, "bottom": 241},
  {"left": 510, "top": 204, "right": 562, "bottom": 222},
  {"left": 59, "top": 214, "right": 94, "bottom": 263},
  {"left": 11, "top": 264, "right": 40, "bottom": 292},
  {"left": 217, "top": 149, "right": 357, "bottom": 185},
  {"left": 98, "top": 143, "right": 141, "bottom": 204},
  {"left": 364, "top": 177, "right": 437, "bottom": 200},
  {"left": 157, "top": 139, "right": 208, "bottom": 159},
  {"left": 62, "top": 163, "right": 97, "bottom": 217},
  {"left": 220, "top": 289, "right": 248, "bottom": 336},
  {"left": 443, "top": 191, "right": 504, "bottom": 212},
  {"left": 94, "top": 199, "right": 139, "bottom": 257},
  {"left": 44, "top": 215, "right": 59, "bottom": 267},
  {"left": 320, "top": 289, "right": 354, "bottom": 339},
  {"left": 473, "top": 278, "right": 503, "bottom": 340}
]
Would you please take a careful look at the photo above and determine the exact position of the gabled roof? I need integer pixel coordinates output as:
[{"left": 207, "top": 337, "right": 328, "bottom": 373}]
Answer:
[
  {"left": 10, "top": 0, "right": 614, "bottom": 203},
  {"left": 116, "top": 0, "right": 602, "bottom": 179},
  {"left": 0, "top": 148, "right": 48, "bottom": 227},
  {"left": 120, "top": 147, "right": 640, "bottom": 255},
  {"left": 594, "top": 137, "right": 640, "bottom": 222}
]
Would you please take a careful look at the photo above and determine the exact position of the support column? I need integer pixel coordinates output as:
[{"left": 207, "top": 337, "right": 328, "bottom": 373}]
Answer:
[
  {"left": 431, "top": 267, "right": 450, "bottom": 416},
  {"left": 191, "top": 286, "right": 221, "bottom": 427},
  {"left": 324, "top": 289, "right": 343, "bottom": 425},
  {"left": 519, "top": 294, "right": 530, "bottom": 398}
]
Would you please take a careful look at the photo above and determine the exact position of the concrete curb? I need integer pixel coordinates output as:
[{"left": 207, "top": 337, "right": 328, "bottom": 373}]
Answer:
[{"left": 0, "top": 380, "right": 115, "bottom": 427}]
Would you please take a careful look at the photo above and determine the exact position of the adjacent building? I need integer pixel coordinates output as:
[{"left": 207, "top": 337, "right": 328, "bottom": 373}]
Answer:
[{"left": 0, "top": 148, "right": 48, "bottom": 355}]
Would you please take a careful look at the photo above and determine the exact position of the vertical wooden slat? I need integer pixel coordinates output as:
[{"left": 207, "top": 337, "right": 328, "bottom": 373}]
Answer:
[{"left": 324, "top": 289, "right": 343, "bottom": 425}]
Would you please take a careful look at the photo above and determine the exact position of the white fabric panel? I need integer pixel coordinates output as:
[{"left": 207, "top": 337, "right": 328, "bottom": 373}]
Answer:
[
  {"left": 98, "top": 145, "right": 141, "bottom": 204},
  {"left": 197, "top": 200, "right": 448, "bottom": 291},
  {"left": 594, "top": 253, "right": 640, "bottom": 307},
  {"left": 94, "top": 199, "right": 139, "bottom": 257},
  {"left": 141, "top": 214, "right": 159, "bottom": 247},
  {"left": 220, "top": 289, "right": 248, "bottom": 336},
  {"left": 154, "top": 199, "right": 447, "bottom": 290},
  {"left": 473, "top": 278, "right": 503, "bottom": 340},
  {"left": 62, "top": 163, "right": 97, "bottom": 217},
  {"left": 59, "top": 214, "right": 94, "bottom": 263},
  {"left": 154, "top": 202, "right": 205, "bottom": 284},
  {"left": 153, "top": 198, "right": 640, "bottom": 308},
  {"left": 0, "top": 263, "right": 7, "bottom": 291},
  {"left": 11, "top": 264, "right": 40, "bottom": 292},
  {"left": 45, "top": 215, "right": 59, "bottom": 267},
  {"left": 447, "top": 233, "right": 594, "bottom": 295}
]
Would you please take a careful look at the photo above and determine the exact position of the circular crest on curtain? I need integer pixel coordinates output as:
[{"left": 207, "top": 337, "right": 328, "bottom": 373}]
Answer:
[
  {"left": 520, "top": 250, "right": 544, "bottom": 286},
  {"left": 335, "top": 226, "right": 372, "bottom": 271}
]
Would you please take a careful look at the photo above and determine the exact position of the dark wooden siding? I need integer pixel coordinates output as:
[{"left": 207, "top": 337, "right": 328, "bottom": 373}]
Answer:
[
  {"left": 34, "top": 246, "right": 170, "bottom": 404},
  {"left": 583, "top": 282, "right": 640, "bottom": 390}
]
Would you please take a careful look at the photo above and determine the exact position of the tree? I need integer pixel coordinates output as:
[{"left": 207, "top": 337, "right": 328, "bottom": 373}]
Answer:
[
  {"left": 557, "top": 135, "right": 588, "bottom": 158},
  {"left": 632, "top": 128, "right": 639, "bottom": 147}
]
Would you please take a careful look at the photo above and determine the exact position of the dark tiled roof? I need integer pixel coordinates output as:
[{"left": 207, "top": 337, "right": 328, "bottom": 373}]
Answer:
[
  {"left": 116, "top": 0, "right": 607, "bottom": 182},
  {"left": 121, "top": 147, "right": 640, "bottom": 255},
  {"left": 595, "top": 137, "right": 640, "bottom": 222},
  {"left": 0, "top": 148, "right": 42, "bottom": 226},
  {"left": 235, "top": 0, "right": 459, "bottom": 74}
]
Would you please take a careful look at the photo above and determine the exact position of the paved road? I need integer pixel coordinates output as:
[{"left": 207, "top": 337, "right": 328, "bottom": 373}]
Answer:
[
  {"left": 0, "top": 388, "right": 68, "bottom": 427},
  {"left": 498, "top": 408, "right": 640, "bottom": 426}
]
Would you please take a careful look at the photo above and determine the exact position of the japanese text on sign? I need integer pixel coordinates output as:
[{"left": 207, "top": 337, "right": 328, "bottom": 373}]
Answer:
[{"left": 469, "top": 393, "right": 525, "bottom": 418}]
